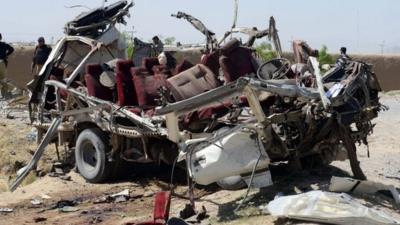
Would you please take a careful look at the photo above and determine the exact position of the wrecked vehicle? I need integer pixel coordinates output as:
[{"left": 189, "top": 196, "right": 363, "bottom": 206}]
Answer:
[{"left": 11, "top": 0, "right": 382, "bottom": 194}]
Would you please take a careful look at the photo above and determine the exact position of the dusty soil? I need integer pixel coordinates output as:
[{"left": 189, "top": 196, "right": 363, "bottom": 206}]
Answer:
[{"left": 0, "top": 93, "right": 399, "bottom": 225}]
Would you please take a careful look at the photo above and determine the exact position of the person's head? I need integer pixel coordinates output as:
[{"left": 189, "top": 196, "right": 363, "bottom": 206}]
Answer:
[
  {"left": 340, "top": 47, "right": 347, "bottom": 54},
  {"left": 158, "top": 52, "right": 167, "bottom": 66},
  {"left": 158, "top": 52, "right": 176, "bottom": 69},
  {"left": 152, "top": 36, "right": 160, "bottom": 44},
  {"left": 38, "top": 37, "right": 45, "bottom": 46}
]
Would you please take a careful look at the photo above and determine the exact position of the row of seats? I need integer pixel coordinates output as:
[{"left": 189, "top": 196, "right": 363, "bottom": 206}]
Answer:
[
  {"left": 84, "top": 57, "right": 195, "bottom": 110},
  {"left": 83, "top": 39, "right": 259, "bottom": 128}
]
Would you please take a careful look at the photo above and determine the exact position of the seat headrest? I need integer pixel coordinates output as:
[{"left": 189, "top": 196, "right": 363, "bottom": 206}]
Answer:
[
  {"left": 142, "top": 57, "right": 160, "bottom": 74},
  {"left": 221, "top": 38, "right": 241, "bottom": 55}
]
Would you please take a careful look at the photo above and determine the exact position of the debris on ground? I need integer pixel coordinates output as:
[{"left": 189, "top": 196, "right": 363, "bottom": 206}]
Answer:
[
  {"left": 111, "top": 189, "right": 130, "bottom": 198},
  {"left": 166, "top": 217, "right": 190, "bottom": 225},
  {"left": 126, "top": 191, "right": 171, "bottom": 225},
  {"left": 59, "top": 206, "right": 79, "bottom": 213},
  {"left": 25, "top": 128, "right": 37, "bottom": 142},
  {"left": 266, "top": 190, "right": 400, "bottom": 225},
  {"left": 0, "top": 208, "right": 14, "bottom": 213},
  {"left": 40, "top": 194, "right": 52, "bottom": 200},
  {"left": 329, "top": 176, "right": 400, "bottom": 204},
  {"left": 179, "top": 204, "right": 196, "bottom": 220},
  {"left": 51, "top": 199, "right": 79, "bottom": 210},
  {"left": 33, "top": 217, "right": 47, "bottom": 223},
  {"left": 88, "top": 216, "right": 103, "bottom": 224},
  {"left": 195, "top": 206, "right": 209, "bottom": 222},
  {"left": 59, "top": 175, "right": 72, "bottom": 181},
  {"left": 30, "top": 198, "right": 43, "bottom": 206},
  {"left": 93, "top": 189, "right": 133, "bottom": 204}
]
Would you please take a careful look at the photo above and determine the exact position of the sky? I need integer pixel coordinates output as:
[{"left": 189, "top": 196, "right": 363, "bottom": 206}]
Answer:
[{"left": 1, "top": 0, "right": 399, "bottom": 54}]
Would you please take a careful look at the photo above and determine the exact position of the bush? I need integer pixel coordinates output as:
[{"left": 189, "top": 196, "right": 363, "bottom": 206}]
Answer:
[
  {"left": 121, "top": 32, "right": 134, "bottom": 60},
  {"left": 164, "top": 37, "right": 176, "bottom": 45},
  {"left": 318, "top": 45, "right": 334, "bottom": 66},
  {"left": 126, "top": 41, "right": 134, "bottom": 60},
  {"left": 255, "top": 42, "right": 278, "bottom": 62}
]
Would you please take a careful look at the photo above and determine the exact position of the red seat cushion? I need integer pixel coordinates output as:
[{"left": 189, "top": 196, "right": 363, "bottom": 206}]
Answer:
[
  {"left": 116, "top": 60, "right": 136, "bottom": 106},
  {"left": 85, "top": 64, "right": 114, "bottom": 102}
]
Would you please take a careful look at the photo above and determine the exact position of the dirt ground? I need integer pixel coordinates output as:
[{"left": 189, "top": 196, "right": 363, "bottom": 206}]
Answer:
[{"left": 0, "top": 93, "right": 399, "bottom": 225}]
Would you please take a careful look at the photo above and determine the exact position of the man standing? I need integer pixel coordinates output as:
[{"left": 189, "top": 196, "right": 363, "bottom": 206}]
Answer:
[
  {"left": 32, "top": 37, "right": 52, "bottom": 74},
  {"left": 336, "top": 47, "right": 351, "bottom": 66},
  {"left": 0, "top": 33, "right": 14, "bottom": 99},
  {"left": 152, "top": 36, "right": 164, "bottom": 55}
]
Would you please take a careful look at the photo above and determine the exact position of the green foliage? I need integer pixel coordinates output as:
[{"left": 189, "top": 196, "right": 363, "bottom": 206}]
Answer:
[
  {"left": 121, "top": 31, "right": 134, "bottom": 60},
  {"left": 164, "top": 37, "right": 176, "bottom": 45},
  {"left": 126, "top": 41, "right": 134, "bottom": 60},
  {"left": 255, "top": 42, "right": 277, "bottom": 62},
  {"left": 318, "top": 45, "right": 334, "bottom": 66}
]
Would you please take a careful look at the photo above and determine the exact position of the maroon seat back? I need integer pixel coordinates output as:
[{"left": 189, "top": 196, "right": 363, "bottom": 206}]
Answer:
[
  {"left": 50, "top": 67, "right": 65, "bottom": 80},
  {"left": 174, "top": 59, "right": 194, "bottom": 75},
  {"left": 167, "top": 64, "right": 220, "bottom": 102},
  {"left": 85, "top": 64, "right": 114, "bottom": 101},
  {"left": 132, "top": 68, "right": 168, "bottom": 108},
  {"left": 142, "top": 57, "right": 160, "bottom": 75},
  {"left": 201, "top": 51, "right": 220, "bottom": 76},
  {"left": 116, "top": 60, "right": 136, "bottom": 106},
  {"left": 219, "top": 39, "right": 257, "bottom": 83}
]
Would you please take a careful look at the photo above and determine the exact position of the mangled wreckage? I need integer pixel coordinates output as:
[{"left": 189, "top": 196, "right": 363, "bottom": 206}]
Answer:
[{"left": 11, "top": 1, "right": 383, "bottom": 193}]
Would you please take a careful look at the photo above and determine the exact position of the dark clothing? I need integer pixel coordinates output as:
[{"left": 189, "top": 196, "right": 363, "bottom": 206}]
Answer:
[
  {"left": 336, "top": 53, "right": 351, "bottom": 66},
  {"left": 0, "top": 42, "right": 14, "bottom": 63},
  {"left": 33, "top": 45, "right": 52, "bottom": 65}
]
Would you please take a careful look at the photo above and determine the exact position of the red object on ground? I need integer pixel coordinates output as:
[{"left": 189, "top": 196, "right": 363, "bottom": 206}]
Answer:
[{"left": 129, "top": 191, "right": 171, "bottom": 225}]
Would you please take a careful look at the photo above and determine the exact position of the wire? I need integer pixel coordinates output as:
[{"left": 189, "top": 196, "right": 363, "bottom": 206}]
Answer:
[
  {"left": 234, "top": 130, "right": 263, "bottom": 212},
  {"left": 169, "top": 154, "right": 179, "bottom": 190}
]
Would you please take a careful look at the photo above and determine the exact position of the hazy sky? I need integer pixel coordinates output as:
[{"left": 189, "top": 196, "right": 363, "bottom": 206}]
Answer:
[{"left": 1, "top": 0, "right": 399, "bottom": 54}]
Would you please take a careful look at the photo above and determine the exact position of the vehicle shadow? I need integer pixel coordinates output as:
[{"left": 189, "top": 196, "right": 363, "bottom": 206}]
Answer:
[{"left": 210, "top": 164, "right": 352, "bottom": 223}]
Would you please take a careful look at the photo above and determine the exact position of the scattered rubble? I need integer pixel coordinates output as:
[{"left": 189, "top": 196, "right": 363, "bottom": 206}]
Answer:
[
  {"left": 33, "top": 217, "right": 47, "bottom": 223},
  {"left": 30, "top": 198, "right": 43, "bottom": 206},
  {"left": 266, "top": 190, "right": 400, "bottom": 225},
  {"left": 329, "top": 176, "right": 400, "bottom": 205},
  {"left": 0, "top": 208, "right": 14, "bottom": 213},
  {"left": 59, "top": 206, "right": 79, "bottom": 213}
]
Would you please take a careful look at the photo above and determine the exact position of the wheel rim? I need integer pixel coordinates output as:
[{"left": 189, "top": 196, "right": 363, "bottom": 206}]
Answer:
[{"left": 81, "top": 140, "right": 98, "bottom": 172}]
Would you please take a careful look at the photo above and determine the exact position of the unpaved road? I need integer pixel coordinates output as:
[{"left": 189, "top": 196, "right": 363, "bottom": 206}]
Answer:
[{"left": 0, "top": 93, "right": 399, "bottom": 225}]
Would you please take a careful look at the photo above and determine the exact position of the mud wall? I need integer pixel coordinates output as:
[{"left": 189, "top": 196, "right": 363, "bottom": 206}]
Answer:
[
  {"left": 6, "top": 46, "right": 35, "bottom": 89},
  {"left": 351, "top": 54, "right": 400, "bottom": 92},
  {"left": 5, "top": 47, "right": 400, "bottom": 91}
]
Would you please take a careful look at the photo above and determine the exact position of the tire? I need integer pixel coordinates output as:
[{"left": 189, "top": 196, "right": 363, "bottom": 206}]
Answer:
[
  {"left": 216, "top": 176, "right": 247, "bottom": 190},
  {"left": 75, "top": 128, "right": 113, "bottom": 183}
]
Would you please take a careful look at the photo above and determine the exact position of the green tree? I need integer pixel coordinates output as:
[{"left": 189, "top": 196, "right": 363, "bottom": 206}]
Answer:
[
  {"left": 255, "top": 42, "right": 277, "bottom": 62},
  {"left": 164, "top": 37, "right": 176, "bottom": 45},
  {"left": 121, "top": 31, "right": 134, "bottom": 60},
  {"left": 318, "top": 45, "right": 334, "bottom": 66}
]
